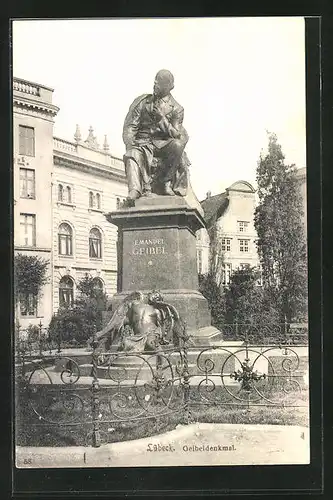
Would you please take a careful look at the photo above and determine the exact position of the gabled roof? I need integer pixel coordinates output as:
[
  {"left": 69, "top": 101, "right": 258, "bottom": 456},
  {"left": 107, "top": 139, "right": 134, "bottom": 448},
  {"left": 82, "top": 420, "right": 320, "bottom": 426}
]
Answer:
[{"left": 200, "top": 191, "right": 229, "bottom": 228}]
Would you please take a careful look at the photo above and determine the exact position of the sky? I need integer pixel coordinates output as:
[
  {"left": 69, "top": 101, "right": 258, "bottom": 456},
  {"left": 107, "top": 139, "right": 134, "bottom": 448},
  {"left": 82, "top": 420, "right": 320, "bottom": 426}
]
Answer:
[{"left": 12, "top": 18, "right": 306, "bottom": 201}]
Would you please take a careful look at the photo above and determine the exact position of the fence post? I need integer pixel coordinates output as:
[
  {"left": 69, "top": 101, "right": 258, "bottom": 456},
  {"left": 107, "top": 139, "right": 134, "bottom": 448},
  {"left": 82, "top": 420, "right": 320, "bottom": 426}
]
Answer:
[
  {"left": 235, "top": 318, "right": 239, "bottom": 339},
  {"left": 57, "top": 330, "right": 62, "bottom": 353},
  {"left": 91, "top": 330, "right": 101, "bottom": 448},
  {"left": 182, "top": 334, "right": 191, "bottom": 425},
  {"left": 38, "top": 320, "right": 43, "bottom": 357}
]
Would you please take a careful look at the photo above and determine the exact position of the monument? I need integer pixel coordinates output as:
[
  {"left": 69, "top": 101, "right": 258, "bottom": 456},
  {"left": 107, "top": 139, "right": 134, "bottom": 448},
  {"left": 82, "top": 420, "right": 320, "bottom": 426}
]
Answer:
[{"left": 101, "top": 70, "right": 222, "bottom": 348}]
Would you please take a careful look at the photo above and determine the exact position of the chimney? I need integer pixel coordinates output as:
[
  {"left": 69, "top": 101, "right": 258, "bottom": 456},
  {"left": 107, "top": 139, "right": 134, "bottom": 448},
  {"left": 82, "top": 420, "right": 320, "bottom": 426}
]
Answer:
[{"left": 206, "top": 191, "right": 211, "bottom": 199}]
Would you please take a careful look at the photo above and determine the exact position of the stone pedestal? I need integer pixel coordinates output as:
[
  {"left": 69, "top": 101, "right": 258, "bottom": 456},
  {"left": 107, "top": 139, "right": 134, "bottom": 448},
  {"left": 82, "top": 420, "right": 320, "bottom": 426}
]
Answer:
[{"left": 105, "top": 196, "right": 222, "bottom": 344}]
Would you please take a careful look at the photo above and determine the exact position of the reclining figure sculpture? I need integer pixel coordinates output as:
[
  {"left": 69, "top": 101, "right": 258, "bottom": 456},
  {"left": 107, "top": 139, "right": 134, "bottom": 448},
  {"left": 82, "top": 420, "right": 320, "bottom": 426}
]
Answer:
[{"left": 88, "top": 290, "right": 190, "bottom": 353}]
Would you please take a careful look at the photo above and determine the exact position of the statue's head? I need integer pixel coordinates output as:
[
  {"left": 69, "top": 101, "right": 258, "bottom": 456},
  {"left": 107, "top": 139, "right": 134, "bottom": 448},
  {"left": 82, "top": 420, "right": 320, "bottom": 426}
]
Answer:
[
  {"left": 131, "top": 291, "right": 144, "bottom": 302},
  {"left": 153, "top": 69, "right": 174, "bottom": 98},
  {"left": 148, "top": 290, "right": 163, "bottom": 304}
]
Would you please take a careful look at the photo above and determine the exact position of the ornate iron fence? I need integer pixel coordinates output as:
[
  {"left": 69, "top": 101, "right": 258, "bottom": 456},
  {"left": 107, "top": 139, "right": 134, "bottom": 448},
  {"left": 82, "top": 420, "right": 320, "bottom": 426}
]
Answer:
[{"left": 15, "top": 324, "right": 309, "bottom": 448}]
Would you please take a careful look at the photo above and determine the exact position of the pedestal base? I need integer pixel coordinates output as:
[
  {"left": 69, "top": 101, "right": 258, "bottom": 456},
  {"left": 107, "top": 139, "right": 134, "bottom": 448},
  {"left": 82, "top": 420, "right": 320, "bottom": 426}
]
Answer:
[{"left": 105, "top": 196, "right": 222, "bottom": 344}]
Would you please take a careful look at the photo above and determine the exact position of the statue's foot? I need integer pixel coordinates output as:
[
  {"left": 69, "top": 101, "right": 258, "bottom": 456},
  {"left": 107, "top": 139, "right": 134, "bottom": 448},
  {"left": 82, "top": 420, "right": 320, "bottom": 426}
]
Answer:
[
  {"left": 127, "top": 189, "right": 140, "bottom": 200},
  {"left": 142, "top": 189, "right": 153, "bottom": 198},
  {"left": 162, "top": 182, "right": 175, "bottom": 196}
]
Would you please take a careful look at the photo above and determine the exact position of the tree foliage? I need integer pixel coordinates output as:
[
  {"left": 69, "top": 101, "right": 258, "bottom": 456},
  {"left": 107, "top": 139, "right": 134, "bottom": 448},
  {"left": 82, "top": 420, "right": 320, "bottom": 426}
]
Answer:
[
  {"left": 207, "top": 216, "right": 225, "bottom": 288},
  {"left": 224, "top": 266, "right": 280, "bottom": 327},
  {"left": 254, "top": 132, "right": 307, "bottom": 323},
  {"left": 14, "top": 254, "right": 49, "bottom": 300},
  {"left": 48, "top": 275, "right": 108, "bottom": 345},
  {"left": 199, "top": 272, "right": 225, "bottom": 330}
]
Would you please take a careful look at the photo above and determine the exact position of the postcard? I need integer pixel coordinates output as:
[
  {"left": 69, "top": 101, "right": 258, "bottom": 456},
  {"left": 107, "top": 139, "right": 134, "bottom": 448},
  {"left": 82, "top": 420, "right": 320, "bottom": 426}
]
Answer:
[{"left": 13, "top": 17, "right": 310, "bottom": 471}]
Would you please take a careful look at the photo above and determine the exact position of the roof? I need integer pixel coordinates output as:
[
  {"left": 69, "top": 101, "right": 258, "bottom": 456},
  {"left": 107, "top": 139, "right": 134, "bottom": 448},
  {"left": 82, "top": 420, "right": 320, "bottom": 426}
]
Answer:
[
  {"left": 295, "top": 167, "right": 306, "bottom": 179},
  {"left": 200, "top": 191, "right": 229, "bottom": 227}
]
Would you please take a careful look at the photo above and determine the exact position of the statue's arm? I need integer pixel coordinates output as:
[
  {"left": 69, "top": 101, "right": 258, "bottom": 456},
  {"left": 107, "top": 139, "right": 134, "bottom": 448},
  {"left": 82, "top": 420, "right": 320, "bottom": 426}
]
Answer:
[
  {"left": 157, "top": 106, "right": 184, "bottom": 140},
  {"left": 155, "top": 308, "right": 163, "bottom": 326},
  {"left": 122, "top": 95, "right": 146, "bottom": 148}
]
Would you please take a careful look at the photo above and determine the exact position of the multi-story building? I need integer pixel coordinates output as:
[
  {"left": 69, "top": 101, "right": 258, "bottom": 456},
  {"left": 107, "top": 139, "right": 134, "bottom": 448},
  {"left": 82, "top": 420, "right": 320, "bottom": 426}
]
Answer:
[
  {"left": 196, "top": 181, "right": 260, "bottom": 285},
  {"left": 52, "top": 130, "right": 128, "bottom": 312},
  {"left": 13, "top": 77, "right": 127, "bottom": 328},
  {"left": 13, "top": 78, "right": 59, "bottom": 327},
  {"left": 197, "top": 169, "right": 307, "bottom": 285}
]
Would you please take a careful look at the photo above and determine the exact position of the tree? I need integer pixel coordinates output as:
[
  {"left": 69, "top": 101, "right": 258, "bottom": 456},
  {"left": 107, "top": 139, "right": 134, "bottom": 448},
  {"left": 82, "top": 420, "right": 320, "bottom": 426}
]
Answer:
[
  {"left": 224, "top": 266, "right": 280, "bottom": 338},
  {"left": 206, "top": 215, "right": 225, "bottom": 288},
  {"left": 49, "top": 275, "right": 108, "bottom": 345},
  {"left": 198, "top": 272, "right": 225, "bottom": 330},
  {"left": 14, "top": 254, "right": 50, "bottom": 320},
  {"left": 254, "top": 132, "right": 307, "bottom": 324},
  {"left": 14, "top": 254, "right": 50, "bottom": 300}
]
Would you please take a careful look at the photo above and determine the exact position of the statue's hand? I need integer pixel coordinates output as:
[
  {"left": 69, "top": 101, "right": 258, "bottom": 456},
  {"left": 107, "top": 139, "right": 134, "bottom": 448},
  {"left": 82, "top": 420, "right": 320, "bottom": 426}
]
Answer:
[{"left": 153, "top": 103, "right": 165, "bottom": 121}]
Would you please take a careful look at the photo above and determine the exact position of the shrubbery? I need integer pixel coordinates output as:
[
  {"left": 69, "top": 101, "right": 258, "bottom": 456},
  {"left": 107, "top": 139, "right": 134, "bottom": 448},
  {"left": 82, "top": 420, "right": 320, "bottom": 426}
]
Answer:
[{"left": 48, "top": 276, "right": 108, "bottom": 346}]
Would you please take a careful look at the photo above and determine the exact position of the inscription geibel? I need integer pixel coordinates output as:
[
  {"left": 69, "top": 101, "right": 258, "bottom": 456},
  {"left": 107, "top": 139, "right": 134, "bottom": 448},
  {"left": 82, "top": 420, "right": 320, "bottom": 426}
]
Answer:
[{"left": 132, "top": 238, "right": 166, "bottom": 255}]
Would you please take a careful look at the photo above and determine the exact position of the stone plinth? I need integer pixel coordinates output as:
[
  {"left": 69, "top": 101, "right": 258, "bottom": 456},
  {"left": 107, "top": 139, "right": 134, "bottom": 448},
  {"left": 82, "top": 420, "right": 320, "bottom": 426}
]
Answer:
[{"left": 105, "top": 196, "right": 222, "bottom": 343}]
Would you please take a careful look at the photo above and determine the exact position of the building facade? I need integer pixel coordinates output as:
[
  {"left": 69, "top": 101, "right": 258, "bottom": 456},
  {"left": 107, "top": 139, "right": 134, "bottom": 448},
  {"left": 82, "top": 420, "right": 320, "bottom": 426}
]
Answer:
[
  {"left": 13, "top": 77, "right": 128, "bottom": 328},
  {"left": 196, "top": 181, "right": 260, "bottom": 285},
  {"left": 197, "top": 170, "right": 307, "bottom": 286},
  {"left": 13, "top": 78, "right": 59, "bottom": 327}
]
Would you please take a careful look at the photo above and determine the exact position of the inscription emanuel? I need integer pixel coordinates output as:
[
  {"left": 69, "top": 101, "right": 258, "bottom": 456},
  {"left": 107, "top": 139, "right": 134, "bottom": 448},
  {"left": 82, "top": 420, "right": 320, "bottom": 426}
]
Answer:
[{"left": 132, "top": 237, "right": 166, "bottom": 256}]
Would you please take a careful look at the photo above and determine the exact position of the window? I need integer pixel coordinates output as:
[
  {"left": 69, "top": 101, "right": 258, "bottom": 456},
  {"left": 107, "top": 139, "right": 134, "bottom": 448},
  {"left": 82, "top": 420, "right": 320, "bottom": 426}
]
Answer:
[
  {"left": 66, "top": 186, "right": 72, "bottom": 204},
  {"left": 238, "top": 221, "right": 249, "bottom": 233},
  {"left": 197, "top": 249, "right": 203, "bottom": 274},
  {"left": 59, "top": 276, "right": 74, "bottom": 307},
  {"left": 222, "top": 263, "right": 232, "bottom": 285},
  {"left": 89, "top": 191, "right": 94, "bottom": 208},
  {"left": 96, "top": 193, "right": 101, "bottom": 209},
  {"left": 58, "top": 223, "right": 73, "bottom": 256},
  {"left": 58, "top": 184, "right": 63, "bottom": 202},
  {"left": 239, "top": 263, "right": 250, "bottom": 270},
  {"left": 89, "top": 191, "right": 102, "bottom": 210},
  {"left": 19, "top": 125, "right": 35, "bottom": 156},
  {"left": 239, "top": 239, "right": 249, "bottom": 252},
  {"left": 20, "top": 168, "right": 35, "bottom": 199},
  {"left": 58, "top": 184, "right": 73, "bottom": 204},
  {"left": 221, "top": 238, "right": 231, "bottom": 252},
  {"left": 89, "top": 228, "right": 102, "bottom": 259},
  {"left": 92, "top": 277, "right": 104, "bottom": 293},
  {"left": 116, "top": 197, "right": 120, "bottom": 209},
  {"left": 20, "top": 293, "right": 37, "bottom": 317},
  {"left": 19, "top": 213, "right": 36, "bottom": 246}
]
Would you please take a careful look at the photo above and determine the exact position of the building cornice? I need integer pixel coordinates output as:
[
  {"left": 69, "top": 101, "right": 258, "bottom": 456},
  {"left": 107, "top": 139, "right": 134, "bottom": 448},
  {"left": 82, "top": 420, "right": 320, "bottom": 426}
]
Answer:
[
  {"left": 13, "top": 96, "right": 59, "bottom": 118},
  {"left": 53, "top": 152, "right": 127, "bottom": 184}
]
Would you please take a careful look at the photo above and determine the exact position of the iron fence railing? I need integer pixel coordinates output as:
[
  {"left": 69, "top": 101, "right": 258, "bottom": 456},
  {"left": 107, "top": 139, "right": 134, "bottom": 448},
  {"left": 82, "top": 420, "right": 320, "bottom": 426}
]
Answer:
[
  {"left": 15, "top": 324, "right": 309, "bottom": 448},
  {"left": 14, "top": 320, "right": 308, "bottom": 357}
]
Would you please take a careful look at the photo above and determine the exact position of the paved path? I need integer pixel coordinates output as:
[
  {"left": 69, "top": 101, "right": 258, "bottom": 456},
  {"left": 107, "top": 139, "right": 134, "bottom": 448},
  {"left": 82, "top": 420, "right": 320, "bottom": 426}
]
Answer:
[{"left": 16, "top": 423, "right": 309, "bottom": 468}]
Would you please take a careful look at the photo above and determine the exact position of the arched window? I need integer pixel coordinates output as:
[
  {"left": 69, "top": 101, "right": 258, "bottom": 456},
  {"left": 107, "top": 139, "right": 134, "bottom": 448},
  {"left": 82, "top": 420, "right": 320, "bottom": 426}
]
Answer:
[
  {"left": 58, "top": 184, "right": 63, "bottom": 202},
  {"left": 66, "top": 186, "right": 72, "bottom": 204},
  {"left": 89, "top": 191, "right": 94, "bottom": 208},
  {"left": 96, "top": 193, "right": 101, "bottom": 209},
  {"left": 92, "top": 277, "right": 104, "bottom": 293},
  {"left": 89, "top": 227, "right": 102, "bottom": 259},
  {"left": 58, "top": 223, "right": 73, "bottom": 256},
  {"left": 59, "top": 276, "right": 74, "bottom": 307}
]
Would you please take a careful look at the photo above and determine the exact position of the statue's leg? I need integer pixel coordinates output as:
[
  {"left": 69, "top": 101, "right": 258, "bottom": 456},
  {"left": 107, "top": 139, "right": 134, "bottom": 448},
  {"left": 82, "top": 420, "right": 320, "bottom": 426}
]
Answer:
[
  {"left": 156, "top": 139, "right": 186, "bottom": 194},
  {"left": 124, "top": 156, "right": 142, "bottom": 200},
  {"left": 124, "top": 147, "right": 153, "bottom": 199}
]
